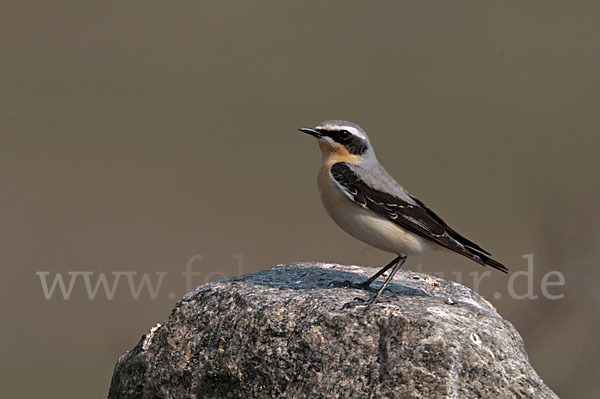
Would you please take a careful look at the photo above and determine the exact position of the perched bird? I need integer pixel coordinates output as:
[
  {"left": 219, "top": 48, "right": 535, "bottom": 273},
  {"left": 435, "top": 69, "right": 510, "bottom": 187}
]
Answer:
[{"left": 299, "top": 120, "right": 508, "bottom": 301}]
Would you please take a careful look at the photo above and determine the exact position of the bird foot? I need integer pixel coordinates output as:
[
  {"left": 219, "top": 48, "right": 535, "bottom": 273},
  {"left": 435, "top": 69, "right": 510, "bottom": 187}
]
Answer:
[
  {"left": 341, "top": 296, "right": 369, "bottom": 309},
  {"left": 328, "top": 280, "right": 396, "bottom": 296},
  {"left": 341, "top": 293, "right": 396, "bottom": 309},
  {"left": 329, "top": 280, "right": 397, "bottom": 310},
  {"left": 328, "top": 280, "right": 379, "bottom": 294}
]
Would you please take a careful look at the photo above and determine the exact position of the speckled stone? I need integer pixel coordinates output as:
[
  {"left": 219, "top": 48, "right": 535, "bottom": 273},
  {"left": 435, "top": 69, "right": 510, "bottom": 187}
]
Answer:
[{"left": 108, "top": 262, "right": 558, "bottom": 399}]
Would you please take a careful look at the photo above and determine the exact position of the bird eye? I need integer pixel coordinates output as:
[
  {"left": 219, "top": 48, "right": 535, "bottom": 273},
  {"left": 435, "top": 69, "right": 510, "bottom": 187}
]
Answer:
[{"left": 337, "top": 130, "right": 351, "bottom": 140}]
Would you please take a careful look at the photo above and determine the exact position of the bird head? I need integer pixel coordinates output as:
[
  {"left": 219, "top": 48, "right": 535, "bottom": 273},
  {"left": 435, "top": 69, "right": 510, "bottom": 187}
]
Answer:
[{"left": 298, "top": 120, "right": 374, "bottom": 164}]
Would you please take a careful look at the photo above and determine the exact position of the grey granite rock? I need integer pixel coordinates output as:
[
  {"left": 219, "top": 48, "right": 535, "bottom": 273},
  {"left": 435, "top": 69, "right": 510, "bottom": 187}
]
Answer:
[{"left": 108, "top": 262, "right": 558, "bottom": 399}]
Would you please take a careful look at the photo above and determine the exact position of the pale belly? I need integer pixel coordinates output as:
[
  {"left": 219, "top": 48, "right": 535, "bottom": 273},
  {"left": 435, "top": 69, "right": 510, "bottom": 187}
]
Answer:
[{"left": 318, "top": 167, "right": 435, "bottom": 255}]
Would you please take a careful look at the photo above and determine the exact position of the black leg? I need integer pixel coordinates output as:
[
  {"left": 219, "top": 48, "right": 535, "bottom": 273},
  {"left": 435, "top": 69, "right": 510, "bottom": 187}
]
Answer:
[
  {"left": 329, "top": 255, "right": 403, "bottom": 293},
  {"left": 359, "top": 255, "right": 404, "bottom": 288},
  {"left": 340, "top": 254, "right": 408, "bottom": 309},
  {"left": 371, "top": 254, "right": 406, "bottom": 301}
]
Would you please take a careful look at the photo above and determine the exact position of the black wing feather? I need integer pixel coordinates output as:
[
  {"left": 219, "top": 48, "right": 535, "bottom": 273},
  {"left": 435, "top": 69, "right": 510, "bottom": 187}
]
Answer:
[
  {"left": 408, "top": 195, "right": 491, "bottom": 256},
  {"left": 330, "top": 162, "right": 508, "bottom": 273}
]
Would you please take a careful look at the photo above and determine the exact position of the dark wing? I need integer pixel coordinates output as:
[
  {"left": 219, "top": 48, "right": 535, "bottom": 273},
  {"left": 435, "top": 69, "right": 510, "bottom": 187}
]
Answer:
[
  {"left": 408, "top": 195, "right": 491, "bottom": 255},
  {"left": 330, "top": 162, "right": 508, "bottom": 273}
]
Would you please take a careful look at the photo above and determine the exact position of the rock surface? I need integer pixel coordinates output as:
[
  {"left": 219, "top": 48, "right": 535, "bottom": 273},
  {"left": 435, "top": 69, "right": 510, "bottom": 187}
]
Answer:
[{"left": 109, "top": 262, "right": 558, "bottom": 399}]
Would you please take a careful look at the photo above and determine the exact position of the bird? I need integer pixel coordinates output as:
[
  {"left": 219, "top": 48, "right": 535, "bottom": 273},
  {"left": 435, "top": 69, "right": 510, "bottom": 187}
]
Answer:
[{"left": 298, "top": 120, "right": 508, "bottom": 301}]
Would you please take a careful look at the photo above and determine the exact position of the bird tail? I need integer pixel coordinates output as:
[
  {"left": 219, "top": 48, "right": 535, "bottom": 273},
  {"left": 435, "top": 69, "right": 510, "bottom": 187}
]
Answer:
[{"left": 465, "top": 247, "right": 509, "bottom": 273}]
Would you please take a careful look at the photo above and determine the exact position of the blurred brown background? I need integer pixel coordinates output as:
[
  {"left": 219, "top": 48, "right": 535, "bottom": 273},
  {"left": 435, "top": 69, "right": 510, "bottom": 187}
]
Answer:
[{"left": 2, "top": 1, "right": 599, "bottom": 397}]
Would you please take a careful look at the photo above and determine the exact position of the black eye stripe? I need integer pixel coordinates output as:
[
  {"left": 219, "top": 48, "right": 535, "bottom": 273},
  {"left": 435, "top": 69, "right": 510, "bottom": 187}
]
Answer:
[
  {"left": 317, "top": 128, "right": 367, "bottom": 155},
  {"left": 317, "top": 129, "right": 352, "bottom": 140}
]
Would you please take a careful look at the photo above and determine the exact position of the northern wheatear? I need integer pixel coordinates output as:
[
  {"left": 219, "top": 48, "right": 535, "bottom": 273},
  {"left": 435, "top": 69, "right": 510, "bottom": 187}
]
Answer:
[{"left": 299, "top": 120, "right": 508, "bottom": 300}]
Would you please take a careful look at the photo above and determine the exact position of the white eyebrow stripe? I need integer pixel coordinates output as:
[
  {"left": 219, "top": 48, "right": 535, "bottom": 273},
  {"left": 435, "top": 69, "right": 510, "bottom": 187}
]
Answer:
[{"left": 318, "top": 125, "right": 368, "bottom": 140}]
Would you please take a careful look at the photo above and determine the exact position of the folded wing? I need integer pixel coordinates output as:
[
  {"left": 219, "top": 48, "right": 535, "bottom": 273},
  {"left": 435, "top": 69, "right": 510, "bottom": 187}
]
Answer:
[{"left": 330, "top": 162, "right": 508, "bottom": 273}]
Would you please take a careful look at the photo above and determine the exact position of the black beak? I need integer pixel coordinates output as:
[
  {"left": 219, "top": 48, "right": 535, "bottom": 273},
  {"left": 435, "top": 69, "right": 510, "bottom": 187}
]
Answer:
[{"left": 298, "top": 127, "right": 323, "bottom": 138}]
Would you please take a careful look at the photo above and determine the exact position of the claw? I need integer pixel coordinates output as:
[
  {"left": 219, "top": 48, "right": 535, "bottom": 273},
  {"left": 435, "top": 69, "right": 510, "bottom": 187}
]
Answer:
[
  {"left": 342, "top": 296, "right": 368, "bottom": 309},
  {"left": 328, "top": 280, "right": 380, "bottom": 293},
  {"left": 328, "top": 279, "right": 397, "bottom": 297},
  {"left": 328, "top": 280, "right": 354, "bottom": 288}
]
